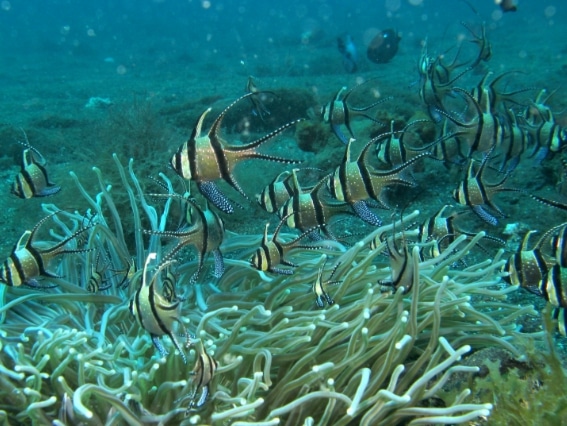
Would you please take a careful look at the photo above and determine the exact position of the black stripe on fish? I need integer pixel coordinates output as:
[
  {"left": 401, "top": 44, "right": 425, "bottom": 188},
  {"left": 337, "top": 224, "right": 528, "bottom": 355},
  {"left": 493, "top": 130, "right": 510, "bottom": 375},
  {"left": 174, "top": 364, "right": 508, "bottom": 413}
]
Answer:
[
  {"left": 183, "top": 341, "right": 218, "bottom": 412},
  {"left": 130, "top": 254, "right": 189, "bottom": 363},
  {"left": 312, "top": 255, "right": 341, "bottom": 308},
  {"left": 250, "top": 214, "right": 324, "bottom": 274},
  {"left": 502, "top": 230, "right": 551, "bottom": 296},
  {"left": 542, "top": 264, "right": 567, "bottom": 309},
  {"left": 551, "top": 224, "right": 567, "bottom": 268},
  {"left": 322, "top": 79, "right": 390, "bottom": 144}
]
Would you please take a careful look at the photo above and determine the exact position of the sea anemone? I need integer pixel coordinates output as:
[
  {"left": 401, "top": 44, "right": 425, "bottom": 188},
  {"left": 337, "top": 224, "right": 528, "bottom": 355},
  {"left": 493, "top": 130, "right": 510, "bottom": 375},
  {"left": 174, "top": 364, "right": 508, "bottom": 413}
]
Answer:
[{"left": 0, "top": 155, "right": 539, "bottom": 425}]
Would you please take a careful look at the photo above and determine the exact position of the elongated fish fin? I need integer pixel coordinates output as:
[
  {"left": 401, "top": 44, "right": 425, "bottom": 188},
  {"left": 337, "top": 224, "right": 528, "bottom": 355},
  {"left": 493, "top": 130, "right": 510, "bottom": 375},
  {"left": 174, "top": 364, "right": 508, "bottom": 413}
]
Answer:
[
  {"left": 14, "top": 230, "right": 32, "bottom": 252},
  {"left": 191, "top": 108, "right": 212, "bottom": 140},
  {"left": 209, "top": 93, "right": 255, "bottom": 139}
]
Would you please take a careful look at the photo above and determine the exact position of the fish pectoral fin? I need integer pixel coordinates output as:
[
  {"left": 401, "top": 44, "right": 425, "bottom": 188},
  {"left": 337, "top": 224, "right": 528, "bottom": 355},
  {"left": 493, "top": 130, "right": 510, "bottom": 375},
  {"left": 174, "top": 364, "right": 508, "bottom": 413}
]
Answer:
[
  {"left": 472, "top": 205, "right": 499, "bottom": 226},
  {"left": 151, "top": 335, "right": 169, "bottom": 358},
  {"left": 36, "top": 186, "right": 62, "bottom": 197}
]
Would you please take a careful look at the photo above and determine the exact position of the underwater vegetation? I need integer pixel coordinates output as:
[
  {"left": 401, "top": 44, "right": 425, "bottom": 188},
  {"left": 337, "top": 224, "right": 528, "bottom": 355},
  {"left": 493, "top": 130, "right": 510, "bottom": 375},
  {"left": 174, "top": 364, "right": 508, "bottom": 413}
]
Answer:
[{"left": 0, "top": 154, "right": 542, "bottom": 425}]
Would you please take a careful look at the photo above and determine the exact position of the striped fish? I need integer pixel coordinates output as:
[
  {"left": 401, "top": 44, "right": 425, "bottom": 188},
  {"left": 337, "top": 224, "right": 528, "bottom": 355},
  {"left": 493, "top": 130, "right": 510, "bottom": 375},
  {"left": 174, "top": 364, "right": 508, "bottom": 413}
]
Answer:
[
  {"left": 541, "top": 264, "right": 567, "bottom": 309},
  {"left": 321, "top": 79, "right": 390, "bottom": 144},
  {"left": 380, "top": 218, "right": 419, "bottom": 294},
  {"left": 375, "top": 120, "right": 421, "bottom": 168},
  {"left": 503, "top": 225, "right": 567, "bottom": 331},
  {"left": 0, "top": 212, "right": 93, "bottom": 287},
  {"left": 452, "top": 148, "right": 521, "bottom": 225},
  {"left": 129, "top": 253, "right": 190, "bottom": 363},
  {"left": 502, "top": 230, "right": 554, "bottom": 296},
  {"left": 495, "top": 109, "right": 527, "bottom": 172},
  {"left": 279, "top": 172, "right": 352, "bottom": 239},
  {"left": 256, "top": 169, "right": 300, "bottom": 214},
  {"left": 470, "top": 71, "right": 534, "bottom": 115},
  {"left": 550, "top": 223, "right": 567, "bottom": 268},
  {"left": 461, "top": 21, "right": 492, "bottom": 69},
  {"left": 522, "top": 89, "right": 567, "bottom": 161},
  {"left": 170, "top": 94, "right": 303, "bottom": 213},
  {"left": 417, "top": 205, "right": 505, "bottom": 259},
  {"left": 553, "top": 307, "right": 567, "bottom": 337},
  {"left": 524, "top": 115, "right": 567, "bottom": 161},
  {"left": 86, "top": 251, "right": 113, "bottom": 293},
  {"left": 182, "top": 339, "right": 218, "bottom": 413},
  {"left": 11, "top": 133, "right": 61, "bottom": 199},
  {"left": 250, "top": 214, "right": 322, "bottom": 275},
  {"left": 312, "top": 255, "right": 341, "bottom": 308},
  {"left": 246, "top": 76, "right": 273, "bottom": 121},
  {"left": 417, "top": 205, "right": 463, "bottom": 259},
  {"left": 256, "top": 168, "right": 320, "bottom": 214},
  {"left": 417, "top": 40, "right": 472, "bottom": 121},
  {"left": 327, "top": 137, "right": 429, "bottom": 226},
  {"left": 147, "top": 197, "right": 225, "bottom": 283},
  {"left": 161, "top": 266, "right": 180, "bottom": 302},
  {"left": 445, "top": 87, "right": 505, "bottom": 158}
]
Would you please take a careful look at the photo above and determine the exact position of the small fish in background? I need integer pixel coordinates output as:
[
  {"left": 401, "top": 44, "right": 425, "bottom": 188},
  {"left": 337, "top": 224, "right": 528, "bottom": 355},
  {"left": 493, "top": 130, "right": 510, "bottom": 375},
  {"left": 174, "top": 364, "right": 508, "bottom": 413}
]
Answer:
[
  {"left": 498, "top": 0, "right": 518, "bottom": 13},
  {"left": 245, "top": 76, "right": 273, "bottom": 121},
  {"left": 321, "top": 79, "right": 391, "bottom": 144},
  {"left": 312, "top": 254, "right": 342, "bottom": 308},
  {"left": 337, "top": 33, "right": 358, "bottom": 73},
  {"left": 367, "top": 29, "right": 401, "bottom": 64},
  {"left": 11, "top": 130, "right": 61, "bottom": 199}
]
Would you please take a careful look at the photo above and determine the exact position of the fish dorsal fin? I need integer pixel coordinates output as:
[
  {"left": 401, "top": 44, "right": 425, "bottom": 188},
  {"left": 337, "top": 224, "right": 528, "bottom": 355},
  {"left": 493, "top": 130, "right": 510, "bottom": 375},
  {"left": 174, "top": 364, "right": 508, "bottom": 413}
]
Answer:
[
  {"left": 191, "top": 108, "right": 212, "bottom": 140},
  {"left": 290, "top": 168, "right": 302, "bottom": 195},
  {"left": 344, "top": 138, "right": 355, "bottom": 163},
  {"left": 209, "top": 93, "right": 255, "bottom": 139},
  {"left": 14, "top": 230, "right": 32, "bottom": 252},
  {"left": 335, "top": 86, "right": 347, "bottom": 103},
  {"left": 151, "top": 259, "right": 176, "bottom": 289},
  {"left": 520, "top": 231, "right": 537, "bottom": 251},
  {"left": 273, "top": 212, "right": 294, "bottom": 242},
  {"left": 536, "top": 222, "right": 567, "bottom": 250},
  {"left": 25, "top": 211, "right": 61, "bottom": 247},
  {"left": 310, "top": 174, "right": 330, "bottom": 197},
  {"left": 342, "top": 77, "right": 382, "bottom": 103},
  {"left": 285, "top": 168, "right": 301, "bottom": 194},
  {"left": 466, "top": 159, "right": 477, "bottom": 179},
  {"left": 318, "top": 254, "right": 327, "bottom": 275},
  {"left": 360, "top": 133, "right": 384, "bottom": 164},
  {"left": 21, "top": 149, "right": 37, "bottom": 169},
  {"left": 246, "top": 76, "right": 258, "bottom": 93},
  {"left": 276, "top": 169, "right": 293, "bottom": 183},
  {"left": 18, "top": 129, "right": 47, "bottom": 166},
  {"left": 262, "top": 222, "right": 271, "bottom": 245},
  {"left": 142, "top": 252, "right": 157, "bottom": 287},
  {"left": 459, "top": 87, "right": 483, "bottom": 118}
]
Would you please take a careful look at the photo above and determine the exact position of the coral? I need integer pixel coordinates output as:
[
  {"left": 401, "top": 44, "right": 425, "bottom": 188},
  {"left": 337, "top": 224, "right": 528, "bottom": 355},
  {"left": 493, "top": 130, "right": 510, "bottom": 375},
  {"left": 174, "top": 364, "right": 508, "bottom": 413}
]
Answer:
[
  {"left": 469, "top": 308, "right": 567, "bottom": 425},
  {"left": 0, "top": 156, "right": 542, "bottom": 425},
  {"left": 294, "top": 119, "right": 330, "bottom": 153}
]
